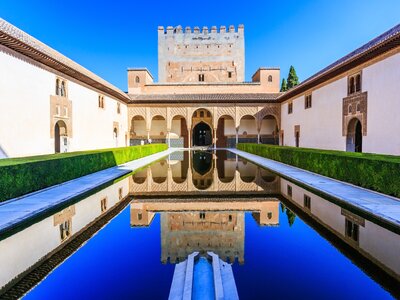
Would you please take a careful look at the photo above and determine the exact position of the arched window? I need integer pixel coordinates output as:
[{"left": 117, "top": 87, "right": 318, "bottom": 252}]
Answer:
[
  {"left": 349, "top": 77, "right": 355, "bottom": 94},
  {"left": 200, "top": 111, "right": 204, "bottom": 117},
  {"left": 135, "top": 76, "right": 140, "bottom": 83},
  {"left": 348, "top": 105, "right": 352, "bottom": 114},
  {"left": 356, "top": 103, "right": 361, "bottom": 112},
  {"left": 268, "top": 75, "right": 273, "bottom": 82},
  {"left": 56, "top": 79, "right": 60, "bottom": 95}
]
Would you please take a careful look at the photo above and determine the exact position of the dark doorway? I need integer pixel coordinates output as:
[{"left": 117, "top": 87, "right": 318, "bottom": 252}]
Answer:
[
  {"left": 193, "top": 122, "right": 212, "bottom": 146},
  {"left": 355, "top": 120, "right": 362, "bottom": 152},
  {"left": 295, "top": 131, "right": 300, "bottom": 147},
  {"left": 54, "top": 120, "right": 67, "bottom": 153},
  {"left": 55, "top": 123, "right": 60, "bottom": 153},
  {"left": 346, "top": 118, "right": 362, "bottom": 152}
]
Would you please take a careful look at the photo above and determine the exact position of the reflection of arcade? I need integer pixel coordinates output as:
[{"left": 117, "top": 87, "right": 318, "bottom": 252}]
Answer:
[
  {"left": 130, "top": 151, "right": 280, "bottom": 194},
  {"left": 130, "top": 198, "right": 279, "bottom": 264}
]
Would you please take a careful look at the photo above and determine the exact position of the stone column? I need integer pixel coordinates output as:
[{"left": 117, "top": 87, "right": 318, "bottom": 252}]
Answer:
[
  {"left": 167, "top": 131, "right": 171, "bottom": 148},
  {"left": 188, "top": 130, "right": 191, "bottom": 148},
  {"left": 213, "top": 128, "right": 217, "bottom": 149},
  {"left": 235, "top": 129, "right": 239, "bottom": 146},
  {"left": 257, "top": 131, "right": 260, "bottom": 144}
]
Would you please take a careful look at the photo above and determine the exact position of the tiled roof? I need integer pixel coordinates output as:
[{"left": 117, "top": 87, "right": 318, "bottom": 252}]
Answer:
[
  {"left": 128, "top": 93, "right": 282, "bottom": 103},
  {"left": 278, "top": 23, "right": 400, "bottom": 102},
  {"left": 0, "top": 18, "right": 130, "bottom": 103}
]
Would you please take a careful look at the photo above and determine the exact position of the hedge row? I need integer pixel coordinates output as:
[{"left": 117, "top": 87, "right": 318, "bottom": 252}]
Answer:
[
  {"left": 237, "top": 143, "right": 400, "bottom": 198},
  {"left": 0, "top": 144, "right": 167, "bottom": 202}
]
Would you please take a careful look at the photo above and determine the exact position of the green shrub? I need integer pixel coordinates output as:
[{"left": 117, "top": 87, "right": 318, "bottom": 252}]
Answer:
[
  {"left": 0, "top": 144, "right": 167, "bottom": 202},
  {"left": 237, "top": 143, "right": 400, "bottom": 198}
]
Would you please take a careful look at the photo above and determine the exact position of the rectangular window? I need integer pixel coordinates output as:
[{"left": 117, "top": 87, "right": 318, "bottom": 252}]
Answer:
[
  {"left": 304, "top": 195, "right": 311, "bottom": 209},
  {"left": 288, "top": 102, "right": 293, "bottom": 114},
  {"left": 345, "top": 219, "right": 359, "bottom": 242},
  {"left": 287, "top": 185, "right": 292, "bottom": 197},
  {"left": 117, "top": 103, "right": 121, "bottom": 114},
  {"left": 305, "top": 94, "right": 312, "bottom": 109},
  {"left": 228, "top": 71, "right": 232, "bottom": 78},
  {"left": 119, "top": 187, "right": 123, "bottom": 200},
  {"left": 101, "top": 198, "right": 108, "bottom": 212},
  {"left": 199, "top": 74, "right": 205, "bottom": 82}
]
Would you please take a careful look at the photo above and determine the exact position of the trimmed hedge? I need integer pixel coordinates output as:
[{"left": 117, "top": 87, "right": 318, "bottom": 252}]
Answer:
[
  {"left": 237, "top": 143, "right": 400, "bottom": 198},
  {"left": 0, "top": 144, "right": 167, "bottom": 202}
]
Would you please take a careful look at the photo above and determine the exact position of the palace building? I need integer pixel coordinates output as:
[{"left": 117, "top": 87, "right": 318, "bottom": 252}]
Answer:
[{"left": 0, "top": 18, "right": 399, "bottom": 158}]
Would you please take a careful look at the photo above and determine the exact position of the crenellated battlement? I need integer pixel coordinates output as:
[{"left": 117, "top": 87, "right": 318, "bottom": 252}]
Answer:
[
  {"left": 158, "top": 24, "right": 244, "bottom": 35},
  {"left": 158, "top": 24, "right": 245, "bottom": 83}
]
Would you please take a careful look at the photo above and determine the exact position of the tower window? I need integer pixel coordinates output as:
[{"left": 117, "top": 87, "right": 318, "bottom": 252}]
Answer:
[
  {"left": 268, "top": 75, "right": 273, "bottom": 82},
  {"left": 228, "top": 71, "right": 232, "bottom": 78},
  {"left": 135, "top": 76, "right": 140, "bottom": 83},
  {"left": 199, "top": 74, "right": 205, "bottom": 82}
]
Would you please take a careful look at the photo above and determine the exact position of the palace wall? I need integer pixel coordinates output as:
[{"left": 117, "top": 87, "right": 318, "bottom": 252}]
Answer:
[
  {"left": 0, "top": 45, "right": 128, "bottom": 158},
  {"left": 280, "top": 50, "right": 400, "bottom": 155}
]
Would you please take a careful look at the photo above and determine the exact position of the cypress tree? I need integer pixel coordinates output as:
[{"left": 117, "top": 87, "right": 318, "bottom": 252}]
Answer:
[
  {"left": 280, "top": 78, "right": 288, "bottom": 92},
  {"left": 287, "top": 65, "right": 299, "bottom": 89}
]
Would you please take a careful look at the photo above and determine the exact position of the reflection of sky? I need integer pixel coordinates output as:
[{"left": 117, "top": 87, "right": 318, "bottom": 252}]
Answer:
[
  {"left": 25, "top": 207, "right": 393, "bottom": 299},
  {"left": 233, "top": 212, "right": 393, "bottom": 300},
  {"left": 25, "top": 210, "right": 174, "bottom": 300}
]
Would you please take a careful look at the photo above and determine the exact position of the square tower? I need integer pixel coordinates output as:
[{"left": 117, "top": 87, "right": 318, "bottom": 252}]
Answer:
[{"left": 158, "top": 25, "right": 245, "bottom": 83}]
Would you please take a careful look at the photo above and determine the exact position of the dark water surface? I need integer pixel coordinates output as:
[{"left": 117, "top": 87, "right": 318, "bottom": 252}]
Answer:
[{"left": 1, "top": 150, "right": 399, "bottom": 299}]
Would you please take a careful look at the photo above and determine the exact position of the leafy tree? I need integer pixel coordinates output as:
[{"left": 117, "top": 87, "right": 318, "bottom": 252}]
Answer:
[
  {"left": 286, "top": 208, "right": 296, "bottom": 227},
  {"left": 287, "top": 65, "right": 299, "bottom": 89},
  {"left": 280, "top": 78, "right": 288, "bottom": 92}
]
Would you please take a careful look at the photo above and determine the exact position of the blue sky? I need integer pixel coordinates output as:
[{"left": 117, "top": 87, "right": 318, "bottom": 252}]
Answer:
[{"left": 1, "top": 0, "right": 399, "bottom": 91}]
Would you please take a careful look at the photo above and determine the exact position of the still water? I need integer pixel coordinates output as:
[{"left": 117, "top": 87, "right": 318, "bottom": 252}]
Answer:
[{"left": 0, "top": 150, "right": 399, "bottom": 299}]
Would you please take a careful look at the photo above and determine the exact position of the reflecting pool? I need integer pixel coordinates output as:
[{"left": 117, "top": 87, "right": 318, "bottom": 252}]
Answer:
[{"left": 0, "top": 150, "right": 399, "bottom": 299}]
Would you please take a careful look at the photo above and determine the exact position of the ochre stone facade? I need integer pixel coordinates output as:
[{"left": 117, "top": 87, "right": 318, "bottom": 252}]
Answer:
[{"left": 158, "top": 25, "right": 244, "bottom": 83}]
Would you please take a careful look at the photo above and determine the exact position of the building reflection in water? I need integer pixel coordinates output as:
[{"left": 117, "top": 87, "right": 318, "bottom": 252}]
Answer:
[
  {"left": 130, "top": 199, "right": 279, "bottom": 265},
  {"left": 2, "top": 150, "right": 400, "bottom": 298}
]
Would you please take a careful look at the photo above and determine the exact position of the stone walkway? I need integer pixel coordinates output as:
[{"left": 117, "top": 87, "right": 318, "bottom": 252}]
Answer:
[
  {"left": 0, "top": 148, "right": 175, "bottom": 236},
  {"left": 230, "top": 149, "right": 400, "bottom": 230}
]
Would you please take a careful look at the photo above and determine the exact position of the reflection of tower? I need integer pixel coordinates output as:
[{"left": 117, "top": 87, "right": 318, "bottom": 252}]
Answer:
[{"left": 161, "top": 212, "right": 244, "bottom": 265}]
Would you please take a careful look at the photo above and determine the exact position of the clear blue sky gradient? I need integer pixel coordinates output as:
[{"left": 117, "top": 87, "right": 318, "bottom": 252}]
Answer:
[{"left": 1, "top": 0, "right": 399, "bottom": 91}]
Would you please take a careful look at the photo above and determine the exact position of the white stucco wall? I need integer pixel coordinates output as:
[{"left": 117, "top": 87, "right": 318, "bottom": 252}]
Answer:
[
  {"left": 0, "top": 46, "right": 128, "bottom": 158},
  {"left": 280, "top": 52, "right": 400, "bottom": 155},
  {"left": 362, "top": 53, "right": 400, "bottom": 155},
  {"left": 281, "top": 78, "right": 347, "bottom": 150}
]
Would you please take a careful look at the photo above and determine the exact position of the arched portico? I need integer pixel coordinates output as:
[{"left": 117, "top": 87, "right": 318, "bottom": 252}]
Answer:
[
  {"left": 170, "top": 115, "right": 188, "bottom": 147},
  {"left": 150, "top": 115, "right": 167, "bottom": 144},
  {"left": 238, "top": 115, "right": 257, "bottom": 144},
  {"left": 260, "top": 115, "right": 279, "bottom": 145},
  {"left": 130, "top": 115, "right": 147, "bottom": 145},
  {"left": 216, "top": 115, "right": 235, "bottom": 148}
]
